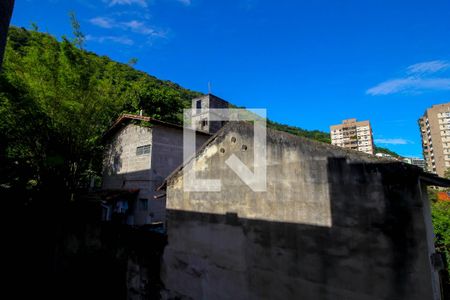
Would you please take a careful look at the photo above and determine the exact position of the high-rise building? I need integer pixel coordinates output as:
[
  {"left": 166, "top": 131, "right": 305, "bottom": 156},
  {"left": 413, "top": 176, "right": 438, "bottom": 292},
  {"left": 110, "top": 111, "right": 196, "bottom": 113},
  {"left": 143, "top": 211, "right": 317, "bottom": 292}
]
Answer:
[
  {"left": 330, "top": 118, "right": 374, "bottom": 155},
  {"left": 419, "top": 103, "right": 450, "bottom": 177},
  {"left": 190, "top": 94, "right": 229, "bottom": 134},
  {"left": 403, "top": 157, "right": 426, "bottom": 171}
]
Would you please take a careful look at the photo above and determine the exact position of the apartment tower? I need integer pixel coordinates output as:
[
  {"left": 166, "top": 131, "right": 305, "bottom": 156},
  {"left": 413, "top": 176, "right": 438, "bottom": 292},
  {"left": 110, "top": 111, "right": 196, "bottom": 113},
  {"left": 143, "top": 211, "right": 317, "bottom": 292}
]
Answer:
[
  {"left": 330, "top": 118, "right": 374, "bottom": 155},
  {"left": 419, "top": 102, "right": 450, "bottom": 176}
]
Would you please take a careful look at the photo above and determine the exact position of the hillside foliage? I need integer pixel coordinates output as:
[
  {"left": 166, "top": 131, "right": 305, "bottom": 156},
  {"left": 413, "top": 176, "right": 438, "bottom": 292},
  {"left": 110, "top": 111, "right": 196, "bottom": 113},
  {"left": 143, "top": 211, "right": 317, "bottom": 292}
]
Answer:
[
  {"left": 1, "top": 24, "right": 401, "bottom": 200},
  {"left": 0, "top": 26, "right": 200, "bottom": 199},
  {"left": 3, "top": 22, "right": 447, "bottom": 285}
]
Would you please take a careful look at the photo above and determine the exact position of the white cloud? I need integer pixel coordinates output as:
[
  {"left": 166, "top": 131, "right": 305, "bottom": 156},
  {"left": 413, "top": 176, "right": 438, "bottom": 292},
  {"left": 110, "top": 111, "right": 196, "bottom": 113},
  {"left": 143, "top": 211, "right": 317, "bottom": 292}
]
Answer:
[
  {"left": 122, "top": 20, "right": 166, "bottom": 37},
  {"left": 104, "top": 0, "right": 148, "bottom": 7},
  {"left": 374, "top": 138, "right": 412, "bottom": 145},
  {"left": 86, "top": 34, "right": 134, "bottom": 45},
  {"left": 89, "top": 17, "right": 115, "bottom": 28},
  {"left": 367, "top": 77, "right": 450, "bottom": 95},
  {"left": 367, "top": 60, "right": 450, "bottom": 96},
  {"left": 407, "top": 60, "right": 450, "bottom": 75},
  {"left": 89, "top": 17, "right": 167, "bottom": 38}
]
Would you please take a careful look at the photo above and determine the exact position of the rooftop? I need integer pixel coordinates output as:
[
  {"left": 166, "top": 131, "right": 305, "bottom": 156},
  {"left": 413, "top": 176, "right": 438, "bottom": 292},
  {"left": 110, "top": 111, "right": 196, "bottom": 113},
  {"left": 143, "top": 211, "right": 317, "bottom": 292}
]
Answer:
[
  {"left": 102, "top": 113, "right": 212, "bottom": 141},
  {"left": 159, "top": 121, "right": 450, "bottom": 190}
]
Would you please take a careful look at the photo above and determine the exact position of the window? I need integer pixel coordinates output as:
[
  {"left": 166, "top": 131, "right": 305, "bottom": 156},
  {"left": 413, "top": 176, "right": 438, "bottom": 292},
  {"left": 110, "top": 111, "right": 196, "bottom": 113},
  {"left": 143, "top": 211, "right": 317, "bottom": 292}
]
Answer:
[
  {"left": 201, "top": 119, "right": 208, "bottom": 128},
  {"left": 136, "top": 144, "right": 151, "bottom": 156},
  {"left": 139, "top": 198, "right": 148, "bottom": 210},
  {"left": 196, "top": 100, "right": 202, "bottom": 110}
]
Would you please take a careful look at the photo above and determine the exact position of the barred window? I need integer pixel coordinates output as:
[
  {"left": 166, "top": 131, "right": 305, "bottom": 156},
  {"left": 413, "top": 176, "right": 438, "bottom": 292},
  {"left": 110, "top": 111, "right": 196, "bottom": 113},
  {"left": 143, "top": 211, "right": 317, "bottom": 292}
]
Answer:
[{"left": 136, "top": 144, "right": 151, "bottom": 156}]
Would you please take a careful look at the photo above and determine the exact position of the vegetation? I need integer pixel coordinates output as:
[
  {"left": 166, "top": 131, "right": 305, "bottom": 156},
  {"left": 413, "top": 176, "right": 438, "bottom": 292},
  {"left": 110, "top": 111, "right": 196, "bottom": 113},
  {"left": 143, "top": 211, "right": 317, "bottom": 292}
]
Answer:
[
  {"left": 374, "top": 146, "right": 401, "bottom": 158},
  {"left": 0, "top": 24, "right": 200, "bottom": 200},
  {"left": 2, "top": 17, "right": 448, "bottom": 290},
  {"left": 267, "top": 121, "right": 403, "bottom": 158},
  {"left": 267, "top": 120, "right": 331, "bottom": 143},
  {"left": 0, "top": 21, "right": 402, "bottom": 202},
  {"left": 432, "top": 201, "right": 450, "bottom": 268},
  {"left": 428, "top": 187, "right": 450, "bottom": 283}
]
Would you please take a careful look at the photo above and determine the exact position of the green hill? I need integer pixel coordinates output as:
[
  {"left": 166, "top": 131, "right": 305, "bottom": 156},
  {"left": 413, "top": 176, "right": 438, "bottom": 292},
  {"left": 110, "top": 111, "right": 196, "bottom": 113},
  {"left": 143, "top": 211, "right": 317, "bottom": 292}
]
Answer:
[{"left": 0, "top": 26, "right": 399, "bottom": 198}]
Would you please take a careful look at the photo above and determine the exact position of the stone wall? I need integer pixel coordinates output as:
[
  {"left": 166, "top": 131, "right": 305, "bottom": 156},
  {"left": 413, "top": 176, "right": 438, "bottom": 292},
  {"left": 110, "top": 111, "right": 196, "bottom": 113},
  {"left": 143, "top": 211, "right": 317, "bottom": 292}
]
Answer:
[{"left": 162, "top": 122, "right": 440, "bottom": 300}]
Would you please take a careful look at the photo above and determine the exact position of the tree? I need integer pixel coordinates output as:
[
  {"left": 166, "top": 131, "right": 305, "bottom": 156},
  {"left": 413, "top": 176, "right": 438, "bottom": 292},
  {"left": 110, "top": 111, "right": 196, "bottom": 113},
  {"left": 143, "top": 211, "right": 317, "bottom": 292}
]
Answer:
[
  {"left": 127, "top": 58, "right": 138, "bottom": 67},
  {"left": 0, "top": 25, "right": 201, "bottom": 202},
  {"left": 0, "top": 0, "right": 15, "bottom": 69},
  {"left": 69, "top": 11, "right": 85, "bottom": 49},
  {"left": 444, "top": 168, "right": 450, "bottom": 179},
  {"left": 432, "top": 201, "right": 450, "bottom": 279}
]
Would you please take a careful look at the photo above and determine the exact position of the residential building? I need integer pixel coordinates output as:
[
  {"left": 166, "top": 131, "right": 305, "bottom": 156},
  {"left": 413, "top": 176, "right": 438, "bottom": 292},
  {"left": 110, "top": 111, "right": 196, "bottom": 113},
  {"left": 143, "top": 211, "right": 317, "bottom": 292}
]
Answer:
[
  {"left": 403, "top": 157, "right": 426, "bottom": 171},
  {"left": 159, "top": 121, "right": 448, "bottom": 300},
  {"left": 191, "top": 94, "right": 229, "bottom": 134},
  {"left": 101, "top": 94, "right": 231, "bottom": 226},
  {"left": 101, "top": 114, "right": 211, "bottom": 226},
  {"left": 419, "top": 103, "right": 450, "bottom": 177},
  {"left": 375, "top": 152, "right": 397, "bottom": 160},
  {"left": 330, "top": 118, "right": 374, "bottom": 155}
]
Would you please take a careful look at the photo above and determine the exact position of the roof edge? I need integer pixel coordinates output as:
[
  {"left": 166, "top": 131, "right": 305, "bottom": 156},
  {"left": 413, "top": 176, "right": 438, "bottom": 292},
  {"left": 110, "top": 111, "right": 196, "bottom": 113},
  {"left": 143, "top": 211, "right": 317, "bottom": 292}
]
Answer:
[
  {"left": 102, "top": 113, "right": 211, "bottom": 141},
  {"left": 157, "top": 121, "right": 450, "bottom": 190}
]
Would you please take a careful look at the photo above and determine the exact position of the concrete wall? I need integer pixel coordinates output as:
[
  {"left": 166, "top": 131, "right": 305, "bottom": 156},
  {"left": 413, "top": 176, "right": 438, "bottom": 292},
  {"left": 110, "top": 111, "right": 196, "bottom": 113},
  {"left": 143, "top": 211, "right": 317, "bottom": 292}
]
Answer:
[
  {"left": 191, "top": 94, "right": 229, "bottom": 134},
  {"left": 149, "top": 124, "right": 210, "bottom": 223},
  {"left": 162, "top": 122, "right": 440, "bottom": 300},
  {"left": 103, "top": 124, "right": 154, "bottom": 225},
  {"left": 103, "top": 123, "right": 210, "bottom": 225}
]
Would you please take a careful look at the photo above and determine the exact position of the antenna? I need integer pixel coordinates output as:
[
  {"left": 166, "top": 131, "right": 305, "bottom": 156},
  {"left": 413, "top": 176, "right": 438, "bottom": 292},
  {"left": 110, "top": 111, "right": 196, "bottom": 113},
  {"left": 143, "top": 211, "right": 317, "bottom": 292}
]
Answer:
[{"left": 208, "top": 81, "right": 212, "bottom": 94}]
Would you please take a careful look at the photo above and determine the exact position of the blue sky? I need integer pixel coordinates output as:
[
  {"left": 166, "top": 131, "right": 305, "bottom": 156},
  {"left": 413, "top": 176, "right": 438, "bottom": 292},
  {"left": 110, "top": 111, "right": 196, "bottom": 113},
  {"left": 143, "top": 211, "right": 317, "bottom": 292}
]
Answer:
[{"left": 11, "top": 0, "right": 450, "bottom": 157}]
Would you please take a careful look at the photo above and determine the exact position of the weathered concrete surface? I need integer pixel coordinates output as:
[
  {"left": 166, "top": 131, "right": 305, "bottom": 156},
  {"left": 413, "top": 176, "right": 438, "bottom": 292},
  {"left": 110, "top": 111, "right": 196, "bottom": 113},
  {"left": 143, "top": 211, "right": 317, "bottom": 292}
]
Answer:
[
  {"left": 102, "top": 121, "right": 209, "bottom": 225},
  {"left": 191, "top": 94, "right": 229, "bottom": 134},
  {"left": 162, "top": 122, "right": 441, "bottom": 300}
]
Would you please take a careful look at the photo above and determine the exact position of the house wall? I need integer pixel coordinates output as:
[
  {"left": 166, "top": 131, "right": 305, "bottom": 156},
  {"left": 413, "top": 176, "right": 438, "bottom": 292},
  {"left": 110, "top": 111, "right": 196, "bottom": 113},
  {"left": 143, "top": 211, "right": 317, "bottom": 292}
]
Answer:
[
  {"left": 162, "top": 123, "right": 440, "bottom": 300},
  {"left": 102, "top": 124, "right": 153, "bottom": 187},
  {"left": 149, "top": 125, "right": 210, "bottom": 224},
  {"left": 103, "top": 123, "right": 210, "bottom": 225},
  {"left": 191, "top": 94, "right": 229, "bottom": 134},
  {"left": 102, "top": 124, "right": 153, "bottom": 225}
]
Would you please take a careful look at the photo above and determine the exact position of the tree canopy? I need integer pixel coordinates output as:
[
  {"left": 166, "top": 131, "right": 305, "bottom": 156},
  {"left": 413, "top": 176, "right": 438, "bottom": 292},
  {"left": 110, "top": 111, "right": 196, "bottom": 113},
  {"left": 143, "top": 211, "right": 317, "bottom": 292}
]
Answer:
[
  {"left": 0, "top": 25, "right": 200, "bottom": 200},
  {"left": 0, "top": 24, "right": 401, "bottom": 201}
]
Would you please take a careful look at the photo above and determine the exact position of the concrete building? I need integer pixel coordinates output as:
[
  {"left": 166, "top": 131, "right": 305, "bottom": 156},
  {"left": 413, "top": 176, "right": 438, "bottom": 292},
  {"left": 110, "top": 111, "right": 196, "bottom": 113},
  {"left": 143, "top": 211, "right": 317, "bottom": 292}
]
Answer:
[
  {"left": 419, "top": 103, "right": 450, "bottom": 177},
  {"left": 403, "top": 157, "right": 427, "bottom": 171},
  {"left": 191, "top": 94, "right": 229, "bottom": 134},
  {"left": 159, "top": 121, "right": 448, "bottom": 300},
  {"left": 330, "top": 118, "right": 374, "bottom": 155},
  {"left": 101, "top": 114, "right": 210, "bottom": 226}
]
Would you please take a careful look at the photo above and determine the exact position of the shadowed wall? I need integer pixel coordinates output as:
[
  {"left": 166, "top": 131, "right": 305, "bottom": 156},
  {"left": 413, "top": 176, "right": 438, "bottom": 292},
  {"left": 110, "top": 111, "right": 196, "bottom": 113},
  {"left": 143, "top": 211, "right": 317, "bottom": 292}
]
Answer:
[{"left": 162, "top": 122, "right": 440, "bottom": 300}]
